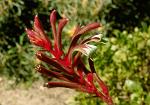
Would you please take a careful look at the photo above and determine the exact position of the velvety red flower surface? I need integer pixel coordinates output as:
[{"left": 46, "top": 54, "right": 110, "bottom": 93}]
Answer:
[{"left": 26, "top": 10, "right": 113, "bottom": 105}]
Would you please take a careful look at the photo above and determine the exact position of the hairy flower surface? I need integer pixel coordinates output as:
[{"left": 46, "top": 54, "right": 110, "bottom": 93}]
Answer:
[{"left": 26, "top": 10, "right": 113, "bottom": 105}]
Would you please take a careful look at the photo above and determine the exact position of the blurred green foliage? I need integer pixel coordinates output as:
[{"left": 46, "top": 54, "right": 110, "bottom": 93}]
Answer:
[
  {"left": 0, "top": 0, "right": 50, "bottom": 48},
  {"left": 103, "top": 0, "right": 150, "bottom": 31},
  {"left": 45, "top": 0, "right": 103, "bottom": 24},
  {"left": 75, "top": 27, "right": 150, "bottom": 105},
  {"left": 0, "top": 33, "right": 39, "bottom": 83},
  {"left": 0, "top": 0, "right": 49, "bottom": 83},
  {"left": 0, "top": 0, "right": 24, "bottom": 48}
]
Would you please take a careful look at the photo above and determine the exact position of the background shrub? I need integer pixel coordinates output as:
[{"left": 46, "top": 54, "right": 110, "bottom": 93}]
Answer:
[
  {"left": 100, "top": 0, "right": 150, "bottom": 32},
  {"left": 75, "top": 27, "right": 150, "bottom": 105},
  {"left": 0, "top": 33, "right": 40, "bottom": 83}
]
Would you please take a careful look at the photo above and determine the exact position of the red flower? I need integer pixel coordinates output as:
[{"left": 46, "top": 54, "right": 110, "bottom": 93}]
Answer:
[{"left": 26, "top": 10, "right": 113, "bottom": 105}]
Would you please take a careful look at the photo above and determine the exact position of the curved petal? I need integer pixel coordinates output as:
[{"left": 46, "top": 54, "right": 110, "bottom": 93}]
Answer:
[
  {"left": 67, "top": 23, "right": 101, "bottom": 58},
  {"left": 72, "top": 44, "right": 97, "bottom": 57},
  {"left": 81, "top": 34, "right": 102, "bottom": 44},
  {"left": 70, "top": 23, "right": 101, "bottom": 47},
  {"left": 26, "top": 29, "right": 43, "bottom": 46},
  {"left": 44, "top": 81, "right": 89, "bottom": 93},
  {"left": 35, "top": 64, "right": 72, "bottom": 81},
  {"left": 57, "top": 18, "right": 68, "bottom": 50},
  {"left": 36, "top": 51, "right": 73, "bottom": 74},
  {"left": 78, "top": 23, "right": 101, "bottom": 35},
  {"left": 50, "top": 10, "right": 57, "bottom": 43},
  {"left": 34, "top": 15, "right": 45, "bottom": 37}
]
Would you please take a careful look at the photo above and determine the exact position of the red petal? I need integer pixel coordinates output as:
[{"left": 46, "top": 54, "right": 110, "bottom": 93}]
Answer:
[
  {"left": 26, "top": 29, "right": 43, "bottom": 46},
  {"left": 78, "top": 23, "right": 101, "bottom": 35},
  {"left": 67, "top": 23, "right": 100, "bottom": 57},
  {"left": 26, "top": 15, "right": 52, "bottom": 51},
  {"left": 34, "top": 16, "right": 52, "bottom": 50},
  {"left": 50, "top": 10, "right": 57, "bottom": 43},
  {"left": 71, "top": 23, "right": 100, "bottom": 46},
  {"left": 35, "top": 65, "right": 72, "bottom": 81},
  {"left": 89, "top": 59, "right": 109, "bottom": 96},
  {"left": 76, "top": 69, "right": 85, "bottom": 84},
  {"left": 44, "top": 81, "right": 87, "bottom": 92},
  {"left": 94, "top": 73, "right": 109, "bottom": 96},
  {"left": 86, "top": 73, "right": 93, "bottom": 84},
  {"left": 81, "top": 34, "right": 101, "bottom": 44},
  {"left": 57, "top": 18, "right": 68, "bottom": 50},
  {"left": 36, "top": 51, "right": 73, "bottom": 74},
  {"left": 67, "top": 44, "right": 96, "bottom": 61},
  {"left": 34, "top": 15, "right": 45, "bottom": 36}
]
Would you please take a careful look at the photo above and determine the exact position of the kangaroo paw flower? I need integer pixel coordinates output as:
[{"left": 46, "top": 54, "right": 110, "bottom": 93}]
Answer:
[{"left": 26, "top": 10, "right": 113, "bottom": 105}]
